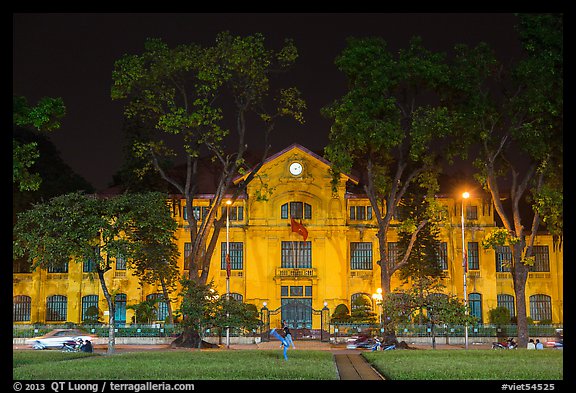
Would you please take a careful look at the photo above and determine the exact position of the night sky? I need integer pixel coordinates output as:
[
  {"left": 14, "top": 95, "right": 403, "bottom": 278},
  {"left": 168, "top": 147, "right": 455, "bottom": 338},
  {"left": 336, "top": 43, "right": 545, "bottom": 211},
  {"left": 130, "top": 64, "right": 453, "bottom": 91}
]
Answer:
[{"left": 13, "top": 13, "right": 523, "bottom": 191}]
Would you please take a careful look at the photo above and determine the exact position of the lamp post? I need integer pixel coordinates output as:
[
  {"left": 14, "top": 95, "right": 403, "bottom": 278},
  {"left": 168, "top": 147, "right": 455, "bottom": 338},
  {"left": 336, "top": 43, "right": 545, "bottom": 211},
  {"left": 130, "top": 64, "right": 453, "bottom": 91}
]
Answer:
[
  {"left": 461, "top": 191, "right": 470, "bottom": 349},
  {"left": 372, "top": 288, "right": 383, "bottom": 326},
  {"left": 225, "top": 200, "right": 232, "bottom": 349}
]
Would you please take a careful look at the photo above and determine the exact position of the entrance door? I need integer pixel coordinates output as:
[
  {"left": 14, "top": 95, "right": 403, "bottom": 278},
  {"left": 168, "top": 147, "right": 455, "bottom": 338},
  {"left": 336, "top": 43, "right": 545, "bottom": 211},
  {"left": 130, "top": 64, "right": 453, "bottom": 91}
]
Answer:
[{"left": 281, "top": 298, "right": 312, "bottom": 329}]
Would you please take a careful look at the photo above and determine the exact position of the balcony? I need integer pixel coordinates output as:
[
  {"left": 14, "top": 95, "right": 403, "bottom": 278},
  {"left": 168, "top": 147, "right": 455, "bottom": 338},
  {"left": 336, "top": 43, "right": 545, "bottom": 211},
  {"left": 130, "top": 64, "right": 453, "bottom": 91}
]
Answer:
[{"left": 275, "top": 267, "right": 317, "bottom": 278}]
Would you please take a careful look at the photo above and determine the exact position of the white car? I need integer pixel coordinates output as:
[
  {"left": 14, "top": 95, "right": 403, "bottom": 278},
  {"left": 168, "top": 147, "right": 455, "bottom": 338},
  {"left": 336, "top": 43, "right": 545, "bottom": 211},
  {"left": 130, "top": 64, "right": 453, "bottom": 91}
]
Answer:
[{"left": 26, "top": 329, "right": 96, "bottom": 350}]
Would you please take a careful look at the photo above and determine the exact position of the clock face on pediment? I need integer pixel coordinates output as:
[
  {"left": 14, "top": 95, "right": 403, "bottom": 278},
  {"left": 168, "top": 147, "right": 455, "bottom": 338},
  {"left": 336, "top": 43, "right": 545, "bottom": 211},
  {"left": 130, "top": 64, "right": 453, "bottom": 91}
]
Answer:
[{"left": 289, "top": 161, "right": 303, "bottom": 176}]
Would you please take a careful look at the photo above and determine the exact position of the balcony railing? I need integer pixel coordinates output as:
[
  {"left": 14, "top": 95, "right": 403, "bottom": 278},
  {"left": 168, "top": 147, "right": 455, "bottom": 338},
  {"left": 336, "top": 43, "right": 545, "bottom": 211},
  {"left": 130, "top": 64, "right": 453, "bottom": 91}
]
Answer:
[{"left": 275, "top": 267, "right": 317, "bottom": 278}]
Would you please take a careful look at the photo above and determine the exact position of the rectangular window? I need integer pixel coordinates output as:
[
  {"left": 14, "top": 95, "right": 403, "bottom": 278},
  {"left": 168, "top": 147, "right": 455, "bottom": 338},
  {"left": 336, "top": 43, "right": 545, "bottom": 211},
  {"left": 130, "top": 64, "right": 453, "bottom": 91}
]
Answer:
[
  {"left": 83, "top": 258, "right": 97, "bottom": 273},
  {"left": 186, "top": 206, "right": 210, "bottom": 221},
  {"left": 281, "top": 241, "right": 312, "bottom": 268},
  {"left": 437, "top": 242, "right": 448, "bottom": 270},
  {"left": 290, "top": 286, "right": 303, "bottom": 297},
  {"left": 281, "top": 202, "right": 312, "bottom": 219},
  {"left": 221, "top": 242, "right": 244, "bottom": 270},
  {"left": 467, "top": 242, "right": 479, "bottom": 270},
  {"left": 281, "top": 285, "right": 312, "bottom": 298},
  {"left": 495, "top": 245, "right": 511, "bottom": 272},
  {"left": 47, "top": 262, "right": 68, "bottom": 273},
  {"left": 183, "top": 243, "right": 192, "bottom": 270},
  {"left": 466, "top": 205, "right": 478, "bottom": 220},
  {"left": 222, "top": 206, "right": 244, "bottom": 221},
  {"left": 349, "top": 206, "right": 373, "bottom": 220},
  {"left": 350, "top": 242, "right": 373, "bottom": 270},
  {"left": 387, "top": 242, "right": 399, "bottom": 264},
  {"left": 116, "top": 254, "right": 126, "bottom": 270},
  {"left": 531, "top": 245, "right": 550, "bottom": 272}
]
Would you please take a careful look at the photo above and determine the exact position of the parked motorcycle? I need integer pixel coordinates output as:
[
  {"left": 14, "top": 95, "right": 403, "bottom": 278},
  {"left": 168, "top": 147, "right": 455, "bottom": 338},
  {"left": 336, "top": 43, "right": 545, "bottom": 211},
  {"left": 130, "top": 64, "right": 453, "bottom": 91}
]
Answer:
[
  {"left": 61, "top": 338, "right": 83, "bottom": 352},
  {"left": 492, "top": 338, "right": 517, "bottom": 349}
]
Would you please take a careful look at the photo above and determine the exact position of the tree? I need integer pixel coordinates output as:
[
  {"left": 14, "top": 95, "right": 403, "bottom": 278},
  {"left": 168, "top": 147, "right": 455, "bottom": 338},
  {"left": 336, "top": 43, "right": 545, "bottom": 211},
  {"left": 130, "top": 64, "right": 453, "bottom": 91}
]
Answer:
[
  {"left": 323, "top": 36, "right": 457, "bottom": 296},
  {"left": 382, "top": 285, "right": 475, "bottom": 348},
  {"left": 127, "top": 298, "right": 160, "bottom": 324},
  {"left": 13, "top": 96, "right": 66, "bottom": 191},
  {"left": 121, "top": 192, "right": 180, "bottom": 324},
  {"left": 176, "top": 279, "right": 221, "bottom": 348},
  {"left": 446, "top": 13, "right": 562, "bottom": 348},
  {"left": 111, "top": 32, "right": 305, "bottom": 287},
  {"left": 397, "top": 187, "right": 446, "bottom": 324},
  {"left": 350, "top": 294, "right": 377, "bottom": 324},
  {"left": 331, "top": 304, "right": 351, "bottom": 323},
  {"left": 13, "top": 191, "right": 178, "bottom": 354},
  {"left": 214, "top": 297, "right": 261, "bottom": 343}
]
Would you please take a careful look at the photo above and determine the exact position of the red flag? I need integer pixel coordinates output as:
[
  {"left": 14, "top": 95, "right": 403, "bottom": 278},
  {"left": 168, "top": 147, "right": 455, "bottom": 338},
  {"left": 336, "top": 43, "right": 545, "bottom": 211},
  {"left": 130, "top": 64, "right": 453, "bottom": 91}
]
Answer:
[
  {"left": 290, "top": 217, "right": 308, "bottom": 241},
  {"left": 225, "top": 254, "right": 231, "bottom": 278}
]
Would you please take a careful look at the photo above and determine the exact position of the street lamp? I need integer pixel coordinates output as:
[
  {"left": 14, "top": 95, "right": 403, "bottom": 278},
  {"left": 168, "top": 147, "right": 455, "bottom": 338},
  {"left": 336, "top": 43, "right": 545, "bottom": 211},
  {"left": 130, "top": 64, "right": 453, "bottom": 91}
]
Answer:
[
  {"left": 225, "top": 200, "right": 232, "bottom": 349},
  {"left": 372, "top": 288, "right": 383, "bottom": 326},
  {"left": 461, "top": 191, "right": 470, "bottom": 349}
]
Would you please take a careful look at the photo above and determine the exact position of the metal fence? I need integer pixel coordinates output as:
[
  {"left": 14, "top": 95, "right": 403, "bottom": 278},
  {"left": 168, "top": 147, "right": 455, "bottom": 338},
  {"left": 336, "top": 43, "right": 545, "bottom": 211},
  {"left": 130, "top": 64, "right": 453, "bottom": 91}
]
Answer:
[
  {"left": 14, "top": 323, "right": 562, "bottom": 339},
  {"left": 329, "top": 323, "right": 563, "bottom": 339},
  {"left": 13, "top": 323, "right": 257, "bottom": 338}
]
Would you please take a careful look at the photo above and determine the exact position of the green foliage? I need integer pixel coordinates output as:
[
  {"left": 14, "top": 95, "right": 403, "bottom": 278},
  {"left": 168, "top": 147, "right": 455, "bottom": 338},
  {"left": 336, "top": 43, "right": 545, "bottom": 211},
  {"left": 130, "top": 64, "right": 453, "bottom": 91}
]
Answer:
[
  {"left": 331, "top": 303, "right": 351, "bottom": 323},
  {"left": 488, "top": 306, "right": 513, "bottom": 325},
  {"left": 350, "top": 294, "right": 377, "bottom": 324},
  {"left": 13, "top": 96, "right": 66, "bottom": 191},
  {"left": 82, "top": 306, "right": 102, "bottom": 324},
  {"left": 481, "top": 228, "right": 519, "bottom": 250},
  {"left": 111, "top": 32, "right": 305, "bottom": 283},
  {"left": 178, "top": 280, "right": 221, "bottom": 333},
  {"left": 13, "top": 96, "right": 66, "bottom": 131},
  {"left": 128, "top": 298, "right": 161, "bottom": 324}
]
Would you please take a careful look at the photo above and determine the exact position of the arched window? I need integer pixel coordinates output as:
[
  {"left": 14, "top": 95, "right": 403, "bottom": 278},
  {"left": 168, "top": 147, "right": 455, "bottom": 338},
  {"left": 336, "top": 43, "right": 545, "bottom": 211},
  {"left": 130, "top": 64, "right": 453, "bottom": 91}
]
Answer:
[
  {"left": 82, "top": 295, "right": 99, "bottom": 323},
  {"left": 114, "top": 294, "right": 127, "bottom": 326},
  {"left": 146, "top": 293, "right": 168, "bottom": 322},
  {"left": 46, "top": 295, "right": 67, "bottom": 321},
  {"left": 497, "top": 294, "right": 515, "bottom": 320},
  {"left": 228, "top": 293, "right": 243, "bottom": 302},
  {"left": 13, "top": 295, "right": 31, "bottom": 322},
  {"left": 469, "top": 293, "right": 482, "bottom": 323},
  {"left": 351, "top": 293, "right": 373, "bottom": 311},
  {"left": 529, "top": 294, "right": 552, "bottom": 322}
]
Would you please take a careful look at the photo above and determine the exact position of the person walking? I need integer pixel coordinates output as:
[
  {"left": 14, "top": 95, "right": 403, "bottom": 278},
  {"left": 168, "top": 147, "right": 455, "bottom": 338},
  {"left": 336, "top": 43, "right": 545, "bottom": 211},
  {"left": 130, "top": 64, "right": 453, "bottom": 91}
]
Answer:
[
  {"left": 283, "top": 321, "right": 296, "bottom": 349},
  {"left": 270, "top": 328, "right": 290, "bottom": 360}
]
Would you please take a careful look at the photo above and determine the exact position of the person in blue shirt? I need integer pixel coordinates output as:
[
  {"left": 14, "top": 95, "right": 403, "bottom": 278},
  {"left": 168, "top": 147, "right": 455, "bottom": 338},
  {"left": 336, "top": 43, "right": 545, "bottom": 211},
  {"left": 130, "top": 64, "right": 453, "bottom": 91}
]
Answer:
[
  {"left": 283, "top": 321, "right": 296, "bottom": 349},
  {"left": 270, "top": 328, "right": 290, "bottom": 360},
  {"left": 535, "top": 339, "right": 544, "bottom": 350}
]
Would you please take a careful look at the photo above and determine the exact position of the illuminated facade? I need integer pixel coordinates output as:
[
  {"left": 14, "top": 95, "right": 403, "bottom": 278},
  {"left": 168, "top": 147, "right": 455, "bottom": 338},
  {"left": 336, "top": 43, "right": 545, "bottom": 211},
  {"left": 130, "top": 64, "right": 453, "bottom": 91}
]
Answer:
[{"left": 13, "top": 144, "right": 563, "bottom": 329}]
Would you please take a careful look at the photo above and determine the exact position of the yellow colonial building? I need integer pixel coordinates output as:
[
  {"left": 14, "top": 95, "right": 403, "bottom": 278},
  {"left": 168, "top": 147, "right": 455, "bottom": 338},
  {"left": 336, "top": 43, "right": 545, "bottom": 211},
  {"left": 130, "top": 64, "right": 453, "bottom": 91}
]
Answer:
[{"left": 13, "top": 144, "right": 563, "bottom": 329}]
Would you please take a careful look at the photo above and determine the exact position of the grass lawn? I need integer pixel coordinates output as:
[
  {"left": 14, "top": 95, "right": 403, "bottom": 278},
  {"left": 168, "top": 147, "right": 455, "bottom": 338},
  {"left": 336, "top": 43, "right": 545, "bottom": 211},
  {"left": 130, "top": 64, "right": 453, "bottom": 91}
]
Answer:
[
  {"left": 363, "top": 349, "right": 563, "bottom": 380},
  {"left": 14, "top": 348, "right": 563, "bottom": 381},
  {"left": 13, "top": 350, "right": 339, "bottom": 380}
]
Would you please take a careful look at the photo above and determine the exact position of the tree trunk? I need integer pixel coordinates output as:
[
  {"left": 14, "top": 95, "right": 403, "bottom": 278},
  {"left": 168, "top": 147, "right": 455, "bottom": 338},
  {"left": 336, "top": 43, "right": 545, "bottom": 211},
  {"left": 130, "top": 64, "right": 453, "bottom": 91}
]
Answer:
[
  {"left": 170, "top": 328, "right": 218, "bottom": 349},
  {"left": 512, "top": 242, "right": 530, "bottom": 348},
  {"left": 97, "top": 268, "right": 115, "bottom": 354},
  {"left": 159, "top": 277, "right": 174, "bottom": 324}
]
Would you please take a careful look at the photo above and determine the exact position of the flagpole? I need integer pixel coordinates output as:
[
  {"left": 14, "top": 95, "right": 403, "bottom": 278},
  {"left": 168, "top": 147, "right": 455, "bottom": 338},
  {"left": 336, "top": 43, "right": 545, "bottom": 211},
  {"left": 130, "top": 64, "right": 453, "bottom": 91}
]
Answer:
[
  {"left": 226, "top": 200, "right": 231, "bottom": 350},
  {"left": 461, "top": 192, "right": 469, "bottom": 350}
]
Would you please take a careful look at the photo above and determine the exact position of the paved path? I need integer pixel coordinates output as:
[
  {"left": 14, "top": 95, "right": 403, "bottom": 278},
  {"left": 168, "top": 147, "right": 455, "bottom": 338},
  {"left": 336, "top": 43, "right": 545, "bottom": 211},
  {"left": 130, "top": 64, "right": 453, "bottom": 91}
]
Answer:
[
  {"left": 333, "top": 352, "right": 384, "bottom": 380},
  {"left": 257, "top": 340, "right": 384, "bottom": 380}
]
